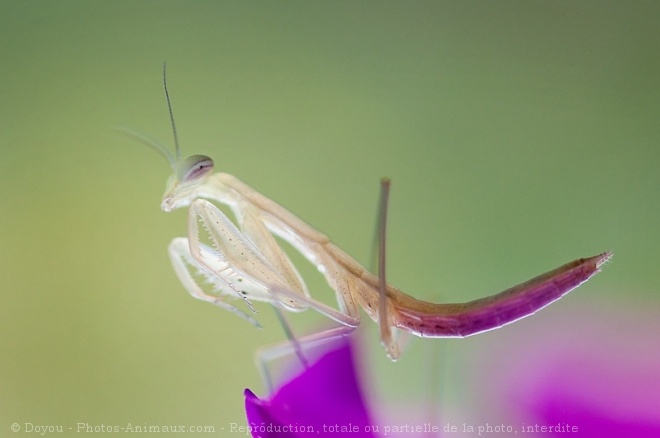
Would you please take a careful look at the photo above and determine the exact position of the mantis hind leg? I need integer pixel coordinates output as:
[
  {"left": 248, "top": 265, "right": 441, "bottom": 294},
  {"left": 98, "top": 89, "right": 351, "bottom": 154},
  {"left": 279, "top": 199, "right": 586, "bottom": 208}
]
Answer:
[{"left": 376, "top": 178, "right": 402, "bottom": 360}]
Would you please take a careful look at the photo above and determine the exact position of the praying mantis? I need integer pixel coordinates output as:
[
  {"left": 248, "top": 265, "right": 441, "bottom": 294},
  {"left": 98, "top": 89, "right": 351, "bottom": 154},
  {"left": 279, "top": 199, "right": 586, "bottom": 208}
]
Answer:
[{"left": 128, "top": 66, "right": 612, "bottom": 372}]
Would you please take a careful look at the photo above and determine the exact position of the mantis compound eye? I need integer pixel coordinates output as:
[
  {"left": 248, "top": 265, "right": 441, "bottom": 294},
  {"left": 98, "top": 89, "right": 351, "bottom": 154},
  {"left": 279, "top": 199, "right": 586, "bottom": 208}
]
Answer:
[{"left": 179, "top": 155, "right": 214, "bottom": 183}]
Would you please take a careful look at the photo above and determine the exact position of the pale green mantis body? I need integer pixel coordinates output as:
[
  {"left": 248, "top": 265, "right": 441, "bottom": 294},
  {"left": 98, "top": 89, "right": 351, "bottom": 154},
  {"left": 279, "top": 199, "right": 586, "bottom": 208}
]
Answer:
[{"left": 128, "top": 67, "right": 611, "bottom": 380}]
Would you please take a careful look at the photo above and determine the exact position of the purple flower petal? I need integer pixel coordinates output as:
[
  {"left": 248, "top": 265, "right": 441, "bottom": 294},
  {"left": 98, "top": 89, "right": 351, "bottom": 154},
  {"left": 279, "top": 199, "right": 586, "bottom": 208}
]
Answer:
[
  {"left": 535, "top": 394, "right": 660, "bottom": 438},
  {"left": 477, "top": 302, "right": 660, "bottom": 437},
  {"left": 244, "top": 340, "right": 376, "bottom": 438}
]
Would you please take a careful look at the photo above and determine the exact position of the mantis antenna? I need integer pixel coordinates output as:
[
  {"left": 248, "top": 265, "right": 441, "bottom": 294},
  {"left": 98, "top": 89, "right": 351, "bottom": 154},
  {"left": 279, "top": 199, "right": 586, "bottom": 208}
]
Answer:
[
  {"left": 163, "top": 63, "right": 181, "bottom": 162},
  {"left": 116, "top": 64, "right": 181, "bottom": 171}
]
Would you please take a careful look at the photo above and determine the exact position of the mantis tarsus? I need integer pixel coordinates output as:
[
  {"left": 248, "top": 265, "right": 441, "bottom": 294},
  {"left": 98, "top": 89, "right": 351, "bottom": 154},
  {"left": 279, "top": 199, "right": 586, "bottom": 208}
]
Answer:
[{"left": 128, "top": 66, "right": 612, "bottom": 374}]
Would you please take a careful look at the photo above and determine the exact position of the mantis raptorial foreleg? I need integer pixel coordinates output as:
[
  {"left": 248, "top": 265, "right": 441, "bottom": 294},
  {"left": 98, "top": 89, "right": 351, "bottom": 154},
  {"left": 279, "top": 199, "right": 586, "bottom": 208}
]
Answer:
[
  {"left": 186, "top": 199, "right": 311, "bottom": 313},
  {"left": 168, "top": 237, "right": 262, "bottom": 327},
  {"left": 240, "top": 205, "right": 309, "bottom": 301},
  {"left": 189, "top": 198, "right": 362, "bottom": 327}
]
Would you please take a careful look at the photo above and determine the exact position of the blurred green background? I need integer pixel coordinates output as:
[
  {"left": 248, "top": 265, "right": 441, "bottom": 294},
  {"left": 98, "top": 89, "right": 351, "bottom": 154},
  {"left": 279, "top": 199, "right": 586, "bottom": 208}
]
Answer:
[{"left": 1, "top": 1, "right": 658, "bottom": 435}]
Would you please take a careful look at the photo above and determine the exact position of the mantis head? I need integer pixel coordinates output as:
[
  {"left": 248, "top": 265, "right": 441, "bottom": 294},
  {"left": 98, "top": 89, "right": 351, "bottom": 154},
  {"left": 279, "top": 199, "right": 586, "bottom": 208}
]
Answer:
[{"left": 161, "top": 152, "right": 214, "bottom": 212}]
